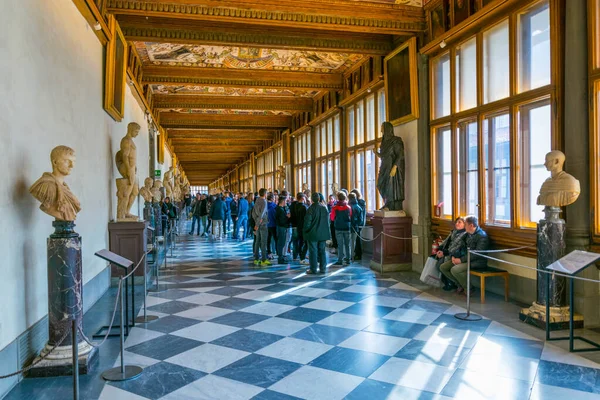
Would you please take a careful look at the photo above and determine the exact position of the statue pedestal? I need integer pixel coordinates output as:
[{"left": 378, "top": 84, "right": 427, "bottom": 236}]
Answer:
[
  {"left": 153, "top": 203, "right": 163, "bottom": 239},
  {"left": 370, "top": 214, "right": 412, "bottom": 273},
  {"left": 108, "top": 221, "right": 148, "bottom": 279},
  {"left": 519, "top": 206, "right": 584, "bottom": 330},
  {"left": 28, "top": 221, "right": 97, "bottom": 377}
]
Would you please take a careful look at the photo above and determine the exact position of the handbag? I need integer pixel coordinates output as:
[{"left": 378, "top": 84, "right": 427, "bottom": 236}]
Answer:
[{"left": 420, "top": 256, "right": 443, "bottom": 288}]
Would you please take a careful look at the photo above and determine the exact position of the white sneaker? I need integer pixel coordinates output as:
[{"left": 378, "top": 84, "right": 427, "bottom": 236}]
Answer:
[{"left": 300, "top": 260, "right": 310, "bottom": 265}]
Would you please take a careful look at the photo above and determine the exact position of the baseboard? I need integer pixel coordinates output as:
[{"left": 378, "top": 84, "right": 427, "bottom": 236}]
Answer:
[{"left": 0, "top": 266, "right": 110, "bottom": 399}]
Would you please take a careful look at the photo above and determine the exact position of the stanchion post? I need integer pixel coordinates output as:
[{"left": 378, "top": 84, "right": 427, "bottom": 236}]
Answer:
[
  {"left": 135, "top": 252, "right": 159, "bottom": 323},
  {"left": 101, "top": 279, "right": 144, "bottom": 382},
  {"left": 455, "top": 249, "right": 482, "bottom": 322},
  {"left": 72, "top": 319, "right": 79, "bottom": 400}
]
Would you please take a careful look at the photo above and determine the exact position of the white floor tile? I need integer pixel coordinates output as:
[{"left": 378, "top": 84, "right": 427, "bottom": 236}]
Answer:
[
  {"left": 171, "top": 321, "right": 240, "bottom": 342},
  {"left": 383, "top": 309, "right": 442, "bottom": 325},
  {"left": 341, "top": 285, "right": 386, "bottom": 295},
  {"left": 484, "top": 321, "right": 540, "bottom": 341},
  {"left": 240, "top": 302, "right": 295, "bottom": 317},
  {"left": 143, "top": 296, "right": 172, "bottom": 307},
  {"left": 541, "top": 342, "right": 600, "bottom": 368},
  {"left": 248, "top": 317, "right": 311, "bottom": 336},
  {"left": 414, "top": 325, "right": 482, "bottom": 348},
  {"left": 161, "top": 374, "right": 262, "bottom": 400},
  {"left": 166, "top": 343, "right": 249, "bottom": 373},
  {"left": 302, "top": 298, "right": 355, "bottom": 312},
  {"left": 175, "top": 305, "right": 234, "bottom": 320},
  {"left": 232, "top": 284, "right": 275, "bottom": 290},
  {"left": 256, "top": 337, "right": 333, "bottom": 364},
  {"left": 113, "top": 351, "right": 160, "bottom": 368},
  {"left": 123, "top": 327, "right": 165, "bottom": 348},
  {"left": 459, "top": 352, "right": 539, "bottom": 382},
  {"left": 360, "top": 295, "right": 410, "bottom": 308},
  {"left": 235, "top": 290, "right": 280, "bottom": 302},
  {"left": 269, "top": 365, "right": 364, "bottom": 400},
  {"left": 98, "top": 385, "right": 150, "bottom": 400},
  {"left": 185, "top": 286, "right": 224, "bottom": 293},
  {"left": 317, "top": 313, "right": 376, "bottom": 331},
  {"left": 530, "top": 383, "right": 600, "bottom": 400},
  {"left": 178, "top": 293, "right": 229, "bottom": 305},
  {"left": 369, "top": 357, "right": 454, "bottom": 394},
  {"left": 292, "top": 287, "right": 337, "bottom": 298},
  {"left": 413, "top": 292, "right": 451, "bottom": 303},
  {"left": 338, "top": 331, "right": 411, "bottom": 356},
  {"left": 389, "top": 282, "right": 420, "bottom": 291}
]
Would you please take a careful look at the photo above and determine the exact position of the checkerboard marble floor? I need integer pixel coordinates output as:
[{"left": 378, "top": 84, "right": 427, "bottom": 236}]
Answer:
[{"left": 7, "top": 225, "right": 600, "bottom": 400}]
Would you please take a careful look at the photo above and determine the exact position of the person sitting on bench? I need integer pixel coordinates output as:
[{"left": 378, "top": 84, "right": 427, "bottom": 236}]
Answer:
[
  {"left": 435, "top": 217, "right": 467, "bottom": 292},
  {"left": 440, "top": 215, "right": 489, "bottom": 296}
]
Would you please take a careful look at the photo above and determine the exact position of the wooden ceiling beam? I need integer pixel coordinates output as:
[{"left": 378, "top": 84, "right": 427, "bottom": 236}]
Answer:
[
  {"left": 118, "top": 16, "right": 394, "bottom": 55},
  {"left": 160, "top": 112, "right": 291, "bottom": 129},
  {"left": 154, "top": 94, "right": 312, "bottom": 112},
  {"left": 168, "top": 129, "right": 276, "bottom": 140},
  {"left": 107, "top": 0, "right": 425, "bottom": 35},
  {"left": 143, "top": 66, "right": 343, "bottom": 90},
  {"left": 176, "top": 146, "right": 259, "bottom": 153},
  {"left": 172, "top": 138, "right": 267, "bottom": 145}
]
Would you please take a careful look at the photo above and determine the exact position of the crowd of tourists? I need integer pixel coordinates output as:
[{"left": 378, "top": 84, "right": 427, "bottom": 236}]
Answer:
[{"left": 184, "top": 188, "right": 366, "bottom": 274}]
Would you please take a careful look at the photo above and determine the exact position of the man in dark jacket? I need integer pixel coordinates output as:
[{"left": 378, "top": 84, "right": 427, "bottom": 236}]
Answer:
[
  {"left": 224, "top": 192, "right": 233, "bottom": 232},
  {"left": 304, "top": 192, "right": 331, "bottom": 274},
  {"left": 440, "top": 215, "right": 489, "bottom": 295},
  {"left": 348, "top": 193, "right": 364, "bottom": 261},
  {"left": 235, "top": 193, "right": 249, "bottom": 241},
  {"left": 189, "top": 193, "right": 203, "bottom": 235},
  {"left": 291, "top": 193, "right": 308, "bottom": 262},
  {"left": 210, "top": 195, "right": 226, "bottom": 240},
  {"left": 230, "top": 194, "right": 239, "bottom": 239},
  {"left": 275, "top": 196, "right": 291, "bottom": 264},
  {"left": 266, "top": 194, "right": 277, "bottom": 257},
  {"left": 199, "top": 194, "right": 208, "bottom": 237},
  {"left": 252, "top": 189, "right": 271, "bottom": 265},
  {"left": 330, "top": 192, "right": 352, "bottom": 265},
  {"left": 350, "top": 189, "right": 367, "bottom": 259}
]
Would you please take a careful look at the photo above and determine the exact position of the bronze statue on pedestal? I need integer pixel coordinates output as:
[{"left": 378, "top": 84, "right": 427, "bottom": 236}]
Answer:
[{"left": 375, "top": 121, "right": 405, "bottom": 211}]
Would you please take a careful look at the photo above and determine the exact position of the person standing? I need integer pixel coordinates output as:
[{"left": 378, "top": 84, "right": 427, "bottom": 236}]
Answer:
[
  {"left": 210, "top": 194, "right": 226, "bottom": 241},
  {"left": 291, "top": 193, "right": 308, "bottom": 262},
  {"left": 236, "top": 192, "right": 249, "bottom": 241},
  {"left": 189, "top": 193, "right": 202, "bottom": 235},
  {"left": 246, "top": 193, "right": 255, "bottom": 240},
  {"left": 230, "top": 193, "right": 239, "bottom": 239},
  {"left": 327, "top": 194, "right": 338, "bottom": 254},
  {"left": 350, "top": 189, "right": 367, "bottom": 260},
  {"left": 275, "top": 196, "right": 291, "bottom": 264},
  {"left": 224, "top": 192, "right": 233, "bottom": 233},
  {"left": 303, "top": 192, "right": 331, "bottom": 274},
  {"left": 266, "top": 194, "right": 277, "bottom": 258},
  {"left": 184, "top": 191, "right": 192, "bottom": 217},
  {"left": 348, "top": 192, "right": 364, "bottom": 261},
  {"left": 330, "top": 192, "right": 352, "bottom": 265},
  {"left": 252, "top": 189, "right": 271, "bottom": 265},
  {"left": 199, "top": 194, "right": 209, "bottom": 237}
]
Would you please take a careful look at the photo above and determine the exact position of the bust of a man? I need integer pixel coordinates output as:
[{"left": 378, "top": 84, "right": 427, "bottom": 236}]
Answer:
[
  {"left": 29, "top": 146, "right": 81, "bottom": 221},
  {"left": 139, "top": 177, "right": 154, "bottom": 203},
  {"left": 151, "top": 180, "right": 163, "bottom": 203},
  {"left": 537, "top": 150, "right": 580, "bottom": 207}
]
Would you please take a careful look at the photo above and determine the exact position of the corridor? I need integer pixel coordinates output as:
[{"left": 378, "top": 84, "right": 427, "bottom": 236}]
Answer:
[{"left": 8, "top": 225, "right": 600, "bottom": 400}]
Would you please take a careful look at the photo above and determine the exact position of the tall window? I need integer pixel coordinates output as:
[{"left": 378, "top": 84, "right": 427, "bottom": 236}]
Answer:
[
  {"left": 189, "top": 185, "right": 208, "bottom": 194},
  {"left": 590, "top": 0, "right": 600, "bottom": 238},
  {"left": 315, "top": 114, "right": 340, "bottom": 197},
  {"left": 256, "top": 148, "right": 275, "bottom": 191},
  {"left": 239, "top": 161, "right": 252, "bottom": 193},
  {"left": 294, "top": 130, "right": 311, "bottom": 194},
  {"left": 347, "top": 88, "right": 385, "bottom": 212},
  {"left": 430, "top": 0, "right": 556, "bottom": 238}
]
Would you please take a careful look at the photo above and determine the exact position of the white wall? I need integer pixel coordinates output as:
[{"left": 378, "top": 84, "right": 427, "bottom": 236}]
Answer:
[{"left": 0, "top": 0, "right": 150, "bottom": 351}]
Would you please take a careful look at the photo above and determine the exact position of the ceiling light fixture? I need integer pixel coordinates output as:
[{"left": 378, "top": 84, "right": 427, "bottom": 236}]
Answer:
[
  {"left": 93, "top": 22, "right": 102, "bottom": 31},
  {"left": 440, "top": 40, "right": 447, "bottom": 49}
]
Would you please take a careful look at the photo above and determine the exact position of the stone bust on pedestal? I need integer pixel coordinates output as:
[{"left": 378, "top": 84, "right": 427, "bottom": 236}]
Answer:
[
  {"left": 139, "top": 177, "right": 154, "bottom": 203},
  {"left": 537, "top": 150, "right": 580, "bottom": 207},
  {"left": 29, "top": 145, "right": 81, "bottom": 221}
]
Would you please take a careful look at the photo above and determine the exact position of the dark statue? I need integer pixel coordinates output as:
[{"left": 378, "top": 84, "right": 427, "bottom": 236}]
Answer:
[{"left": 376, "top": 122, "right": 405, "bottom": 211}]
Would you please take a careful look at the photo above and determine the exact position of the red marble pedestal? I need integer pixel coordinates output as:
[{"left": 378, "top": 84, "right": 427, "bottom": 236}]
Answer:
[{"left": 370, "top": 212, "right": 413, "bottom": 273}]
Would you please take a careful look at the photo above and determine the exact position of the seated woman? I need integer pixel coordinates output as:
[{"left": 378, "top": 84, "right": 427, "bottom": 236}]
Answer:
[{"left": 435, "top": 217, "right": 467, "bottom": 291}]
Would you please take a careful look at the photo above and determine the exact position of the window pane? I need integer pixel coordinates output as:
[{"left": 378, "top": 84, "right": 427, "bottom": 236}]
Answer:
[
  {"left": 357, "top": 150, "right": 364, "bottom": 201},
  {"left": 306, "top": 132, "right": 311, "bottom": 162},
  {"left": 434, "top": 126, "right": 453, "bottom": 219},
  {"left": 433, "top": 52, "right": 451, "bottom": 118},
  {"left": 327, "top": 121, "right": 333, "bottom": 154},
  {"left": 367, "top": 94, "right": 375, "bottom": 141},
  {"left": 457, "top": 121, "right": 479, "bottom": 216},
  {"left": 327, "top": 159, "right": 333, "bottom": 194},
  {"left": 377, "top": 88, "right": 386, "bottom": 137},
  {"left": 518, "top": 2, "right": 550, "bottom": 92},
  {"left": 350, "top": 152, "right": 356, "bottom": 189},
  {"left": 483, "top": 20, "right": 510, "bottom": 104},
  {"left": 519, "top": 101, "right": 551, "bottom": 226},
  {"left": 334, "top": 157, "right": 340, "bottom": 189},
  {"left": 321, "top": 161, "right": 327, "bottom": 196},
  {"left": 348, "top": 107, "right": 355, "bottom": 147},
  {"left": 315, "top": 126, "right": 321, "bottom": 157},
  {"left": 484, "top": 113, "right": 511, "bottom": 226},
  {"left": 366, "top": 148, "right": 376, "bottom": 213},
  {"left": 321, "top": 125, "right": 327, "bottom": 157},
  {"left": 334, "top": 115, "right": 341, "bottom": 152},
  {"left": 357, "top": 101, "right": 365, "bottom": 145},
  {"left": 307, "top": 165, "right": 311, "bottom": 190},
  {"left": 456, "top": 37, "right": 478, "bottom": 111},
  {"left": 596, "top": 0, "right": 600, "bottom": 69}
]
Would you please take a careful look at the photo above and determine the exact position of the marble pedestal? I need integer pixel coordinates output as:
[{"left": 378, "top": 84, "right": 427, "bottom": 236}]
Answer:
[
  {"left": 143, "top": 202, "right": 155, "bottom": 250},
  {"left": 519, "top": 207, "right": 584, "bottom": 330},
  {"left": 153, "top": 202, "right": 163, "bottom": 238},
  {"left": 108, "top": 221, "right": 148, "bottom": 279},
  {"left": 28, "top": 221, "right": 97, "bottom": 377},
  {"left": 370, "top": 212, "right": 412, "bottom": 273}
]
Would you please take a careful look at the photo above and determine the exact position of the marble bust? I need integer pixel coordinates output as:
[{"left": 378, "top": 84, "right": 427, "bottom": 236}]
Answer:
[
  {"left": 151, "top": 180, "right": 163, "bottom": 203},
  {"left": 139, "top": 177, "right": 154, "bottom": 203},
  {"left": 29, "top": 145, "right": 81, "bottom": 221},
  {"left": 115, "top": 122, "right": 140, "bottom": 220},
  {"left": 276, "top": 165, "right": 286, "bottom": 191},
  {"left": 537, "top": 150, "right": 580, "bottom": 207},
  {"left": 163, "top": 166, "right": 174, "bottom": 198}
]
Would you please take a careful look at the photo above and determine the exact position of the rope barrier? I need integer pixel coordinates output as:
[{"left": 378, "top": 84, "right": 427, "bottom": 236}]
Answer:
[
  {"left": 78, "top": 280, "right": 123, "bottom": 349},
  {"left": 0, "top": 323, "right": 71, "bottom": 379},
  {"left": 351, "top": 227, "right": 420, "bottom": 242},
  {"left": 470, "top": 244, "right": 536, "bottom": 253}
]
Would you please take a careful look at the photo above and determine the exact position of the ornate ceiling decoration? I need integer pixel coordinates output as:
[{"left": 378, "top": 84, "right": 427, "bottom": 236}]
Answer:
[
  {"left": 136, "top": 43, "right": 364, "bottom": 73},
  {"left": 150, "top": 85, "right": 319, "bottom": 97},
  {"left": 165, "top": 109, "right": 293, "bottom": 116}
]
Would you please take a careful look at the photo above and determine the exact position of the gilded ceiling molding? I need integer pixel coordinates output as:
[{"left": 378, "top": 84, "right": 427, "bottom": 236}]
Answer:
[
  {"left": 155, "top": 102, "right": 310, "bottom": 111},
  {"left": 107, "top": 1, "right": 425, "bottom": 33},
  {"left": 162, "top": 121, "right": 289, "bottom": 128},
  {"left": 145, "top": 76, "right": 343, "bottom": 89},
  {"left": 120, "top": 26, "right": 393, "bottom": 55}
]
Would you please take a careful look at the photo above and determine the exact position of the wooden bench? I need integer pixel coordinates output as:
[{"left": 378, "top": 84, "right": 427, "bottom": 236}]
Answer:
[{"left": 470, "top": 267, "right": 509, "bottom": 304}]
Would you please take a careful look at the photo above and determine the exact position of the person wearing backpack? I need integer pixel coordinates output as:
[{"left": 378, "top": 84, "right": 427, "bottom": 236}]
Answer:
[
  {"left": 348, "top": 192, "right": 364, "bottom": 262},
  {"left": 275, "top": 196, "right": 291, "bottom": 264},
  {"left": 303, "top": 192, "right": 331, "bottom": 274},
  {"left": 330, "top": 192, "right": 352, "bottom": 265}
]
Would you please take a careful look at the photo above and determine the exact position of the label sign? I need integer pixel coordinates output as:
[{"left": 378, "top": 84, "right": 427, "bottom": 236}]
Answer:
[{"left": 155, "top": 170, "right": 161, "bottom": 177}]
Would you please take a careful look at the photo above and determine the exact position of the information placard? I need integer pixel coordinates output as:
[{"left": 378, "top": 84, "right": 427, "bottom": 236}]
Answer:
[
  {"left": 95, "top": 249, "right": 134, "bottom": 269},
  {"left": 546, "top": 250, "right": 600, "bottom": 275}
]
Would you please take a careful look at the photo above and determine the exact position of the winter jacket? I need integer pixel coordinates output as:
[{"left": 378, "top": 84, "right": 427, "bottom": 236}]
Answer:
[
  {"left": 191, "top": 199, "right": 203, "bottom": 217},
  {"left": 230, "top": 200, "right": 239, "bottom": 217},
  {"left": 304, "top": 203, "right": 331, "bottom": 242},
  {"left": 238, "top": 198, "right": 249, "bottom": 218},
  {"left": 184, "top": 194, "right": 192, "bottom": 207},
  {"left": 225, "top": 197, "right": 233, "bottom": 215},
  {"left": 289, "top": 201, "right": 299, "bottom": 227},
  {"left": 330, "top": 200, "right": 352, "bottom": 231},
  {"left": 210, "top": 198, "right": 226, "bottom": 221},
  {"left": 459, "top": 227, "right": 490, "bottom": 268},
  {"left": 275, "top": 205, "right": 290, "bottom": 228},
  {"left": 267, "top": 202, "right": 277, "bottom": 228},
  {"left": 161, "top": 202, "right": 176, "bottom": 219},
  {"left": 440, "top": 229, "right": 467, "bottom": 258},
  {"left": 199, "top": 199, "right": 208, "bottom": 216},
  {"left": 251, "top": 197, "right": 268, "bottom": 228},
  {"left": 349, "top": 199, "right": 364, "bottom": 229},
  {"left": 357, "top": 199, "right": 367, "bottom": 224},
  {"left": 295, "top": 203, "right": 308, "bottom": 235}
]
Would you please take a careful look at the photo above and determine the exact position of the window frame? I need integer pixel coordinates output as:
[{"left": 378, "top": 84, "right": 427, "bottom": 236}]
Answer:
[
  {"left": 589, "top": 0, "right": 600, "bottom": 240},
  {"left": 293, "top": 129, "right": 312, "bottom": 194}
]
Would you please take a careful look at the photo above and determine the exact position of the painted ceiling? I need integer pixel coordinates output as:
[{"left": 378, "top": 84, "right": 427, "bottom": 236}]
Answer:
[
  {"left": 136, "top": 43, "right": 364, "bottom": 73},
  {"left": 151, "top": 85, "right": 320, "bottom": 97},
  {"left": 164, "top": 109, "right": 292, "bottom": 116}
]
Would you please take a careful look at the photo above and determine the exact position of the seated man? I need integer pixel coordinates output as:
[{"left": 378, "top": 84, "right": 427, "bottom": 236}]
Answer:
[{"left": 440, "top": 215, "right": 489, "bottom": 295}]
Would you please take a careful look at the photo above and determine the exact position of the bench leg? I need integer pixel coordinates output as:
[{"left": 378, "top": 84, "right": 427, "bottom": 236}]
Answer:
[
  {"left": 480, "top": 276, "right": 485, "bottom": 304},
  {"left": 504, "top": 275, "right": 509, "bottom": 302}
]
